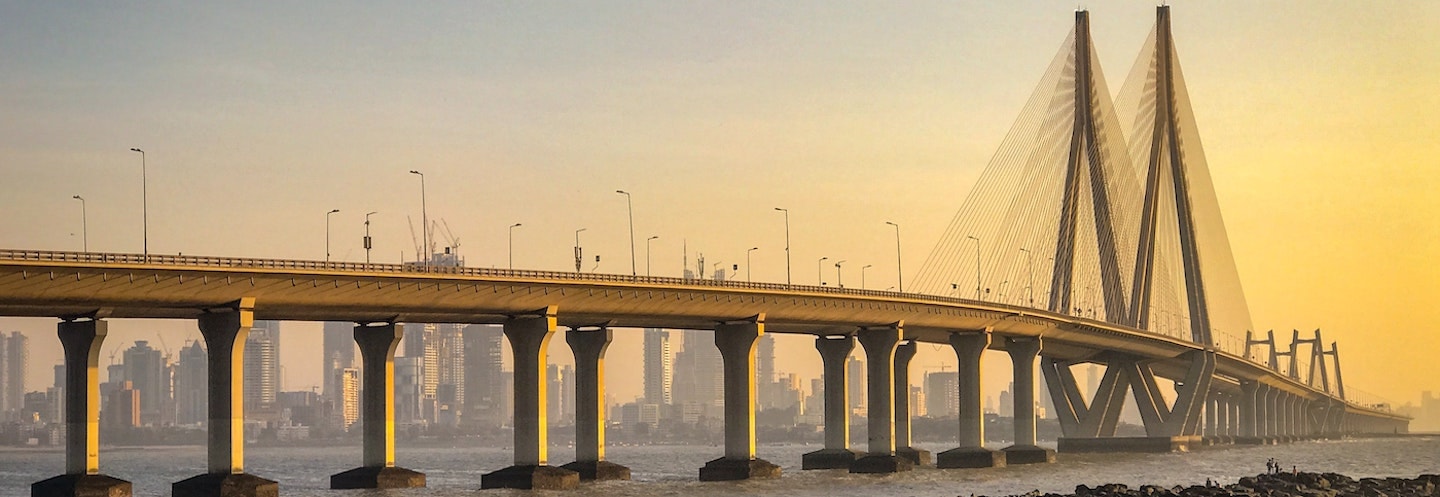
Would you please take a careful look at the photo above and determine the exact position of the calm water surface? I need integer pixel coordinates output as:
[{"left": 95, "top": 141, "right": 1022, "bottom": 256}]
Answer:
[{"left": 3, "top": 438, "right": 1437, "bottom": 496}]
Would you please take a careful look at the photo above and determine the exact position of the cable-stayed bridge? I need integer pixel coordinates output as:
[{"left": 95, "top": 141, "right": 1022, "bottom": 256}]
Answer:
[{"left": 9, "top": 6, "right": 1406, "bottom": 497}]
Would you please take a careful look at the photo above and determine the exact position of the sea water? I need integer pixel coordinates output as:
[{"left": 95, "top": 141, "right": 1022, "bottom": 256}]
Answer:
[{"left": 2, "top": 437, "right": 1437, "bottom": 496}]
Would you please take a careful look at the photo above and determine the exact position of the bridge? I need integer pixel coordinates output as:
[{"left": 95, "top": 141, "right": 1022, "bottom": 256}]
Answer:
[{"left": 16, "top": 6, "right": 1407, "bottom": 497}]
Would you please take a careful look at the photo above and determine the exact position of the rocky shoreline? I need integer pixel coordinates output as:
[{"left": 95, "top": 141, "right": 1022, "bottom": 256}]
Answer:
[{"left": 988, "top": 472, "right": 1440, "bottom": 497}]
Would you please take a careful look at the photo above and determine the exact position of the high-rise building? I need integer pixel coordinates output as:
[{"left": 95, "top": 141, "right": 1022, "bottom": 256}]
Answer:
[
  {"left": 122, "top": 340, "right": 167, "bottom": 426},
  {"left": 337, "top": 367, "right": 360, "bottom": 431},
  {"left": 394, "top": 356, "right": 425, "bottom": 425},
  {"left": 244, "top": 320, "right": 281, "bottom": 412},
  {"left": 1, "top": 331, "right": 28, "bottom": 419},
  {"left": 104, "top": 381, "right": 140, "bottom": 430},
  {"left": 174, "top": 341, "right": 207, "bottom": 425},
  {"left": 642, "top": 328, "right": 673, "bottom": 405},
  {"left": 322, "top": 322, "right": 357, "bottom": 403},
  {"left": 925, "top": 371, "right": 960, "bottom": 418},
  {"left": 755, "top": 334, "right": 775, "bottom": 408},
  {"left": 1039, "top": 371, "right": 1055, "bottom": 420},
  {"left": 847, "top": 356, "right": 866, "bottom": 416},
  {"left": 437, "top": 323, "right": 465, "bottom": 417},
  {"left": 462, "top": 324, "right": 505, "bottom": 427},
  {"left": 672, "top": 330, "right": 722, "bottom": 408},
  {"left": 910, "top": 385, "right": 926, "bottom": 418},
  {"left": 546, "top": 364, "right": 573, "bottom": 424},
  {"left": 403, "top": 323, "right": 439, "bottom": 423}
]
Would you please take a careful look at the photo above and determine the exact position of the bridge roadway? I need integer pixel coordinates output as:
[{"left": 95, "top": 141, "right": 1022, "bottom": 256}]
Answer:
[{"left": 3, "top": 250, "right": 1406, "bottom": 496}]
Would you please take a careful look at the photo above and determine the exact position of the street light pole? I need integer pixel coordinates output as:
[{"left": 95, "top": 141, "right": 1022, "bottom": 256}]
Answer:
[
  {"left": 817, "top": 256, "right": 828, "bottom": 285},
  {"left": 1018, "top": 247, "right": 1034, "bottom": 307},
  {"left": 128, "top": 148, "right": 147, "bottom": 257},
  {"left": 509, "top": 223, "right": 523, "bottom": 269},
  {"left": 72, "top": 195, "right": 87, "bottom": 252},
  {"left": 774, "top": 207, "right": 791, "bottom": 285},
  {"left": 862, "top": 264, "right": 872, "bottom": 290},
  {"left": 617, "top": 190, "right": 636, "bottom": 276},
  {"left": 325, "top": 209, "right": 340, "bottom": 262},
  {"left": 834, "top": 260, "right": 846, "bottom": 288},
  {"left": 574, "top": 228, "right": 587, "bottom": 273},
  {"left": 966, "top": 235, "right": 981, "bottom": 300},
  {"left": 408, "top": 170, "right": 427, "bottom": 267},
  {"left": 885, "top": 221, "right": 902, "bottom": 292},
  {"left": 746, "top": 247, "right": 758, "bottom": 282},
  {"left": 364, "top": 211, "right": 378, "bottom": 264},
  {"left": 646, "top": 235, "right": 659, "bottom": 277}
]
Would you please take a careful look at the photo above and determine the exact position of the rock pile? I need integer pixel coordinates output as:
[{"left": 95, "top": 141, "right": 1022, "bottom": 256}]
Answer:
[{"left": 983, "top": 472, "right": 1440, "bottom": 497}]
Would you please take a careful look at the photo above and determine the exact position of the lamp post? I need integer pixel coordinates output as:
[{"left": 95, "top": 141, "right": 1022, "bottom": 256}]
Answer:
[
  {"left": 861, "top": 264, "right": 872, "bottom": 290},
  {"left": 408, "top": 170, "right": 427, "bottom": 267},
  {"left": 885, "top": 221, "right": 902, "bottom": 292},
  {"left": 509, "top": 223, "right": 522, "bottom": 269},
  {"left": 774, "top": 207, "right": 791, "bottom": 285},
  {"left": 71, "top": 195, "right": 87, "bottom": 252},
  {"left": 574, "top": 228, "right": 587, "bottom": 273},
  {"left": 817, "top": 256, "right": 828, "bottom": 285},
  {"left": 834, "top": 260, "right": 846, "bottom": 288},
  {"left": 325, "top": 209, "right": 340, "bottom": 262},
  {"left": 1018, "top": 247, "right": 1034, "bottom": 307},
  {"left": 128, "top": 148, "right": 147, "bottom": 257},
  {"left": 746, "top": 247, "right": 759, "bottom": 282},
  {"left": 646, "top": 235, "right": 659, "bottom": 276},
  {"left": 364, "top": 211, "right": 378, "bottom": 264},
  {"left": 966, "top": 235, "right": 981, "bottom": 300},
  {"left": 616, "top": 190, "right": 636, "bottom": 276}
]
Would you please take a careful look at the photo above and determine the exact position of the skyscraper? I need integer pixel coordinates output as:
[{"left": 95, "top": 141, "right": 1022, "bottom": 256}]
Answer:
[
  {"left": 847, "top": 356, "right": 865, "bottom": 416},
  {"left": 337, "top": 367, "right": 360, "bottom": 431},
  {"left": 642, "top": 328, "right": 673, "bottom": 405},
  {"left": 244, "top": 320, "right": 281, "bottom": 412},
  {"left": 322, "top": 322, "right": 357, "bottom": 403},
  {"left": 437, "top": 323, "right": 465, "bottom": 415},
  {"left": 672, "top": 330, "right": 722, "bottom": 407},
  {"left": 755, "top": 334, "right": 775, "bottom": 409},
  {"left": 1, "top": 331, "right": 28, "bottom": 419},
  {"left": 925, "top": 371, "right": 959, "bottom": 418},
  {"left": 462, "top": 324, "right": 505, "bottom": 427},
  {"left": 402, "top": 323, "right": 439, "bottom": 423},
  {"left": 174, "top": 340, "right": 207, "bottom": 426},
  {"left": 122, "top": 340, "right": 166, "bottom": 426}
]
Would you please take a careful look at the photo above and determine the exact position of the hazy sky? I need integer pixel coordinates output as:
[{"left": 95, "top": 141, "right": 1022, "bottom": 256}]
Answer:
[{"left": 1, "top": 2, "right": 1437, "bottom": 407}]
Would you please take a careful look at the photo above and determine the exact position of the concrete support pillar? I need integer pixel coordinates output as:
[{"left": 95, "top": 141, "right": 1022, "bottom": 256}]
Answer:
[
  {"left": 174, "top": 298, "right": 279, "bottom": 497},
  {"left": 699, "top": 316, "right": 781, "bottom": 481},
  {"left": 1205, "top": 396, "right": 1219, "bottom": 437},
  {"left": 1278, "top": 393, "right": 1292, "bottom": 438},
  {"left": 561, "top": 327, "right": 630, "bottom": 481},
  {"left": 1213, "top": 395, "right": 1228, "bottom": 440},
  {"left": 331, "top": 323, "right": 425, "bottom": 489},
  {"left": 1239, "top": 382, "right": 1258, "bottom": 438},
  {"left": 892, "top": 341, "right": 931, "bottom": 466},
  {"left": 32, "top": 317, "right": 133, "bottom": 497},
  {"left": 1265, "top": 387, "right": 1280, "bottom": 439},
  {"left": 937, "top": 331, "right": 1005, "bottom": 468},
  {"left": 482, "top": 307, "right": 580, "bottom": 490},
  {"left": 802, "top": 335, "right": 859, "bottom": 469},
  {"left": 850, "top": 325, "right": 911, "bottom": 473},
  {"left": 1002, "top": 337, "right": 1054, "bottom": 464},
  {"left": 1229, "top": 397, "right": 1241, "bottom": 437}
]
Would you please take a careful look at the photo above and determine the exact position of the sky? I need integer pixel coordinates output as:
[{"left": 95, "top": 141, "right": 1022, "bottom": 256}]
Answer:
[{"left": 1, "top": 1, "right": 1437, "bottom": 408}]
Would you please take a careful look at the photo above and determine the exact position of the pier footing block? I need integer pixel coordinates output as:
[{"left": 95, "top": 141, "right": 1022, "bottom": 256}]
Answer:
[
  {"left": 896, "top": 446, "right": 932, "bottom": 466},
  {"left": 1001, "top": 445, "right": 1056, "bottom": 465},
  {"left": 32, "top": 474, "right": 132, "bottom": 497},
  {"left": 801, "top": 448, "right": 860, "bottom": 470},
  {"left": 481, "top": 465, "right": 579, "bottom": 490},
  {"left": 172, "top": 473, "right": 278, "bottom": 497},
  {"left": 329, "top": 466, "right": 426, "bottom": 489},
  {"left": 560, "top": 460, "right": 631, "bottom": 481},
  {"left": 1058, "top": 436, "right": 1199, "bottom": 453},
  {"left": 936, "top": 447, "right": 1006, "bottom": 469},
  {"left": 698, "top": 457, "right": 781, "bottom": 481},
  {"left": 849, "top": 454, "right": 914, "bottom": 474}
]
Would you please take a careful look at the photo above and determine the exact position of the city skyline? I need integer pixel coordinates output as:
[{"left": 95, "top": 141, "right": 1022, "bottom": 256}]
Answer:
[{"left": 1, "top": 1, "right": 1437, "bottom": 408}]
